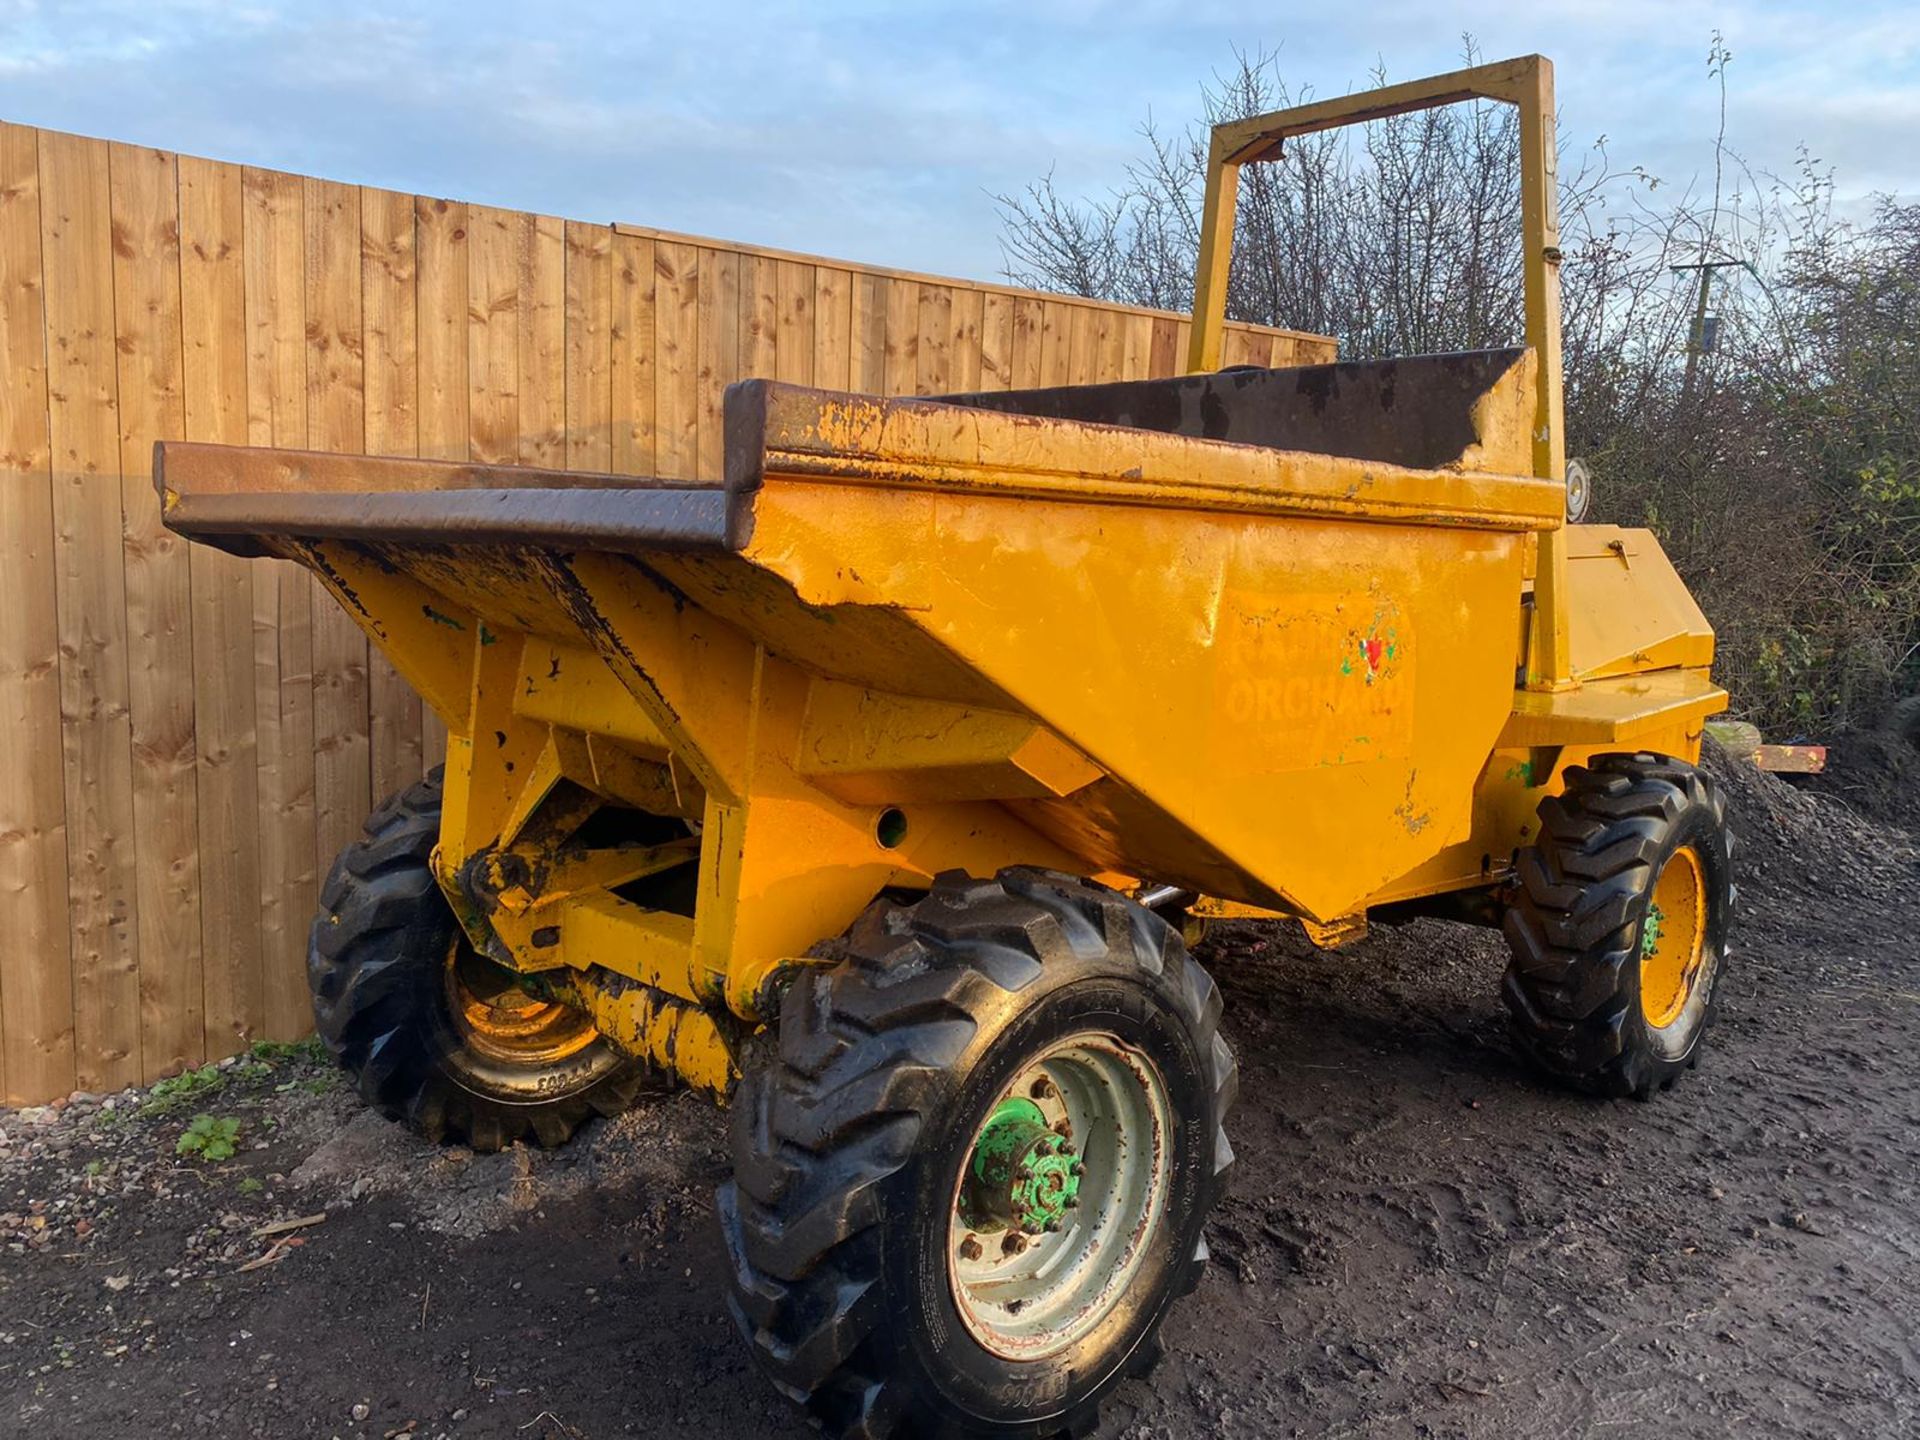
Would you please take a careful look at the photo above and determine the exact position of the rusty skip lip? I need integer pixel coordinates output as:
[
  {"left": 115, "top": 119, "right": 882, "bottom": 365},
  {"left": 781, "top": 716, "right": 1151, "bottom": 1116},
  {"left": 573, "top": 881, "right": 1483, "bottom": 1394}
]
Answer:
[{"left": 153, "top": 440, "right": 744, "bottom": 558}]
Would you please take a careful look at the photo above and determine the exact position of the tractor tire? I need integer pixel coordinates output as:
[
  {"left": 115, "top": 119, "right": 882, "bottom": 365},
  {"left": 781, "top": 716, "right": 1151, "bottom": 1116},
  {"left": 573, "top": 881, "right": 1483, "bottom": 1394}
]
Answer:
[
  {"left": 309, "top": 769, "right": 646, "bottom": 1151},
  {"left": 719, "top": 868, "right": 1237, "bottom": 1440},
  {"left": 1502, "top": 752, "right": 1734, "bottom": 1098}
]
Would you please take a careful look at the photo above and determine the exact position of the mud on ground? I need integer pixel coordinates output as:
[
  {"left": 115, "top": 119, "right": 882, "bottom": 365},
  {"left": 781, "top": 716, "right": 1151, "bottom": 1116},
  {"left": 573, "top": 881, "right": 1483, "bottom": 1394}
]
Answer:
[{"left": 2, "top": 739, "right": 1916, "bottom": 1439}]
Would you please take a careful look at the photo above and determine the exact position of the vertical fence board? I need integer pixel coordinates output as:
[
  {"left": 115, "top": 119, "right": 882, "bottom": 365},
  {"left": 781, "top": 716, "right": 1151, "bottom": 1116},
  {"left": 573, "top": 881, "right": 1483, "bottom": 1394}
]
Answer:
[
  {"left": 813, "top": 268, "right": 852, "bottom": 392},
  {"left": 41, "top": 131, "right": 141, "bottom": 1092},
  {"left": 1010, "top": 297, "right": 1045, "bottom": 390},
  {"left": 775, "top": 261, "right": 815, "bottom": 386},
  {"left": 0, "top": 123, "right": 74, "bottom": 1103},
  {"left": 882, "top": 279, "right": 916, "bottom": 395},
  {"left": 518, "top": 214, "right": 566, "bottom": 467},
  {"left": 180, "top": 154, "right": 264, "bottom": 1057},
  {"left": 915, "top": 284, "right": 952, "bottom": 394},
  {"left": 467, "top": 206, "right": 519, "bottom": 466},
  {"left": 304, "top": 179, "right": 370, "bottom": 922},
  {"left": 1149, "top": 317, "right": 1180, "bottom": 378},
  {"left": 110, "top": 142, "right": 204, "bottom": 1077},
  {"left": 362, "top": 187, "right": 422, "bottom": 796},
  {"left": 1038, "top": 300, "right": 1074, "bottom": 387},
  {"left": 609, "top": 231, "right": 654, "bottom": 477},
  {"left": 696, "top": 247, "right": 740, "bottom": 483},
  {"left": 1120, "top": 313, "right": 1154, "bottom": 381},
  {"left": 652, "top": 241, "right": 699, "bottom": 484},
  {"left": 948, "top": 288, "right": 982, "bottom": 392},
  {"left": 850, "top": 273, "right": 888, "bottom": 394},
  {"left": 977, "top": 291, "right": 1012, "bottom": 393},
  {"left": 414, "top": 196, "right": 467, "bottom": 773},
  {"left": 242, "top": 167, "right": 314, "bottom": 1043},
  {"left": 564, "top": 222, "right": 613, "bottom": 475},
  {"left": 741, "top": 253, "right": 778, "bottom": 383}
]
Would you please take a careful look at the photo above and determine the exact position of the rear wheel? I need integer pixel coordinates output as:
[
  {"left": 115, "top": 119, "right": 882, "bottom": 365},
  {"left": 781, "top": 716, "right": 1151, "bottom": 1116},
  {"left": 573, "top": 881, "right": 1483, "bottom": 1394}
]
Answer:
[
  {"left": 1502, "top": 752, "right": 1734, "bottom": 1098},
  {"left": 309, "top": 770, "right": 647, "bottom": 1151},
  {"left": 719, "top": 869, "right": 1236, "bottom": 1439}
]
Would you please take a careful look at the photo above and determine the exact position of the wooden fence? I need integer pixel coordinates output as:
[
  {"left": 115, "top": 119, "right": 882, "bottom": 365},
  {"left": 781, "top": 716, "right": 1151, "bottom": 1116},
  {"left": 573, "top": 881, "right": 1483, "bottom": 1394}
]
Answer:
[{"left": 0, "top": 120, "right": 1333, "bottom": 1105}]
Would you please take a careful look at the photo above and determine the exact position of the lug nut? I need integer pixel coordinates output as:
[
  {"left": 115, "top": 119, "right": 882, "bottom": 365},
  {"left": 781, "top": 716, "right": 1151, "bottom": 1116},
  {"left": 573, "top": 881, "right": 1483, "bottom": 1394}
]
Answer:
[
  {"left": 1064, "top": 1196, "right": 1079, "bottom": 1209},
  {"left": 1071, "top": 1161, "right": 1085, "bottom": 1176},
  {"left": 1044, "top": 1218, "right": 1062, "bottom": 1233},
  {"left": 1001, "top": 1232, "right": 1028, "bottom": 1256},
  {"left": 1030, "top": 1076, "right": 1055, "bottom": 1100},
  {"left": 958, "top": 1235, "right": 983, "bottom": 1262}
]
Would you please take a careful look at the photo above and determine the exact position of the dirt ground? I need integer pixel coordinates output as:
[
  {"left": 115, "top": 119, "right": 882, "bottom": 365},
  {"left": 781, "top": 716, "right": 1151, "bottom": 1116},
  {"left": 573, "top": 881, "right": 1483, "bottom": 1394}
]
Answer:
[{"left": 3, "top": 740, "right": 1916, "bottom": 1440}]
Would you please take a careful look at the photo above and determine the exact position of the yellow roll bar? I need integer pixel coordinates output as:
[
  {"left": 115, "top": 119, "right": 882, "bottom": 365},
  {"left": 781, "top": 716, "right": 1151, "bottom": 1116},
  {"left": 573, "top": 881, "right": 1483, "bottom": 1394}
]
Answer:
[{"left": 1186, "top": 54, "right": 1573, "bottom": 690}]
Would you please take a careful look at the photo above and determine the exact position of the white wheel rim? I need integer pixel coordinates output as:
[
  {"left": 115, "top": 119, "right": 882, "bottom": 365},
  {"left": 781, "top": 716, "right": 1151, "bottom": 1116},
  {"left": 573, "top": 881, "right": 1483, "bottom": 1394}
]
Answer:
[{"left": 946, "top": 1032, "right": 1173, "bottom": 1360}]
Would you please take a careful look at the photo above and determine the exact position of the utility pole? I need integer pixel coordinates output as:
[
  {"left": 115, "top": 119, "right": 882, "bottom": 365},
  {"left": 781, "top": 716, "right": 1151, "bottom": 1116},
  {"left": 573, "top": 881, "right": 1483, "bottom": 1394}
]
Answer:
[{"left": 1671, "top": 259, "right": 1745, "bottom": 402}]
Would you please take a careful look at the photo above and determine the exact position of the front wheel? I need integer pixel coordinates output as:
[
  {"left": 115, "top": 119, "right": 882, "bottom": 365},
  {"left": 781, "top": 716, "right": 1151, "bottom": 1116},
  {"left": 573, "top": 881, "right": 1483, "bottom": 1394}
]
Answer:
[
  {"left": 719, "top": 869, "right": 1237, "bottom": 1439},
  {"left": 1502, "top": 752, "right": 1735, "bottom": 1098}
]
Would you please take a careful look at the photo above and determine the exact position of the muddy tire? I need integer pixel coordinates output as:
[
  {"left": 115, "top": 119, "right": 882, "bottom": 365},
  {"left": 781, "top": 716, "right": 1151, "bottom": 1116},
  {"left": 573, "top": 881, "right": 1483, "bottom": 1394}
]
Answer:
[
  {"left": 309, "top": 769, "right": 646, "bottom": 1152},
  {"left": 1502, "top": 752, "right": 1734, "bottom": 1098},
  {"left": 718, "top": 868, "right": 1236, "bottom": 1440}
]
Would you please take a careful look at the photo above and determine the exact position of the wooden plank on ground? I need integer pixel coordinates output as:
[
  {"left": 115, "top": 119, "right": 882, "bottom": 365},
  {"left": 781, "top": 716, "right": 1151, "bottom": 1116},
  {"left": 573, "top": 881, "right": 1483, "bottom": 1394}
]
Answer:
[
  {"left": 564, "top": 222, "right": 613, "bottom": 474},
  {"left": 304, "top": 178, "right": 370, "bottom": 913},
  {"left": 813, "top": 267, "right": 852, "bottom": 392},
  {"left": 41, "top": 130, "right": 141, "bottom": 1092},
  {"left": 467, "top": 205, "right": 519, "bottom": 466},
  {"left": 109, "top": 141, "right": 204, "bottom": 1079},
  {"left": 242, "top": 166, "right": 315, "bottom": 1043},
  {"left": 609, "top": 230, "right": 655, "bottom": 477},
  {"left": 415, "top": 196, "right": 468, "bottom": 770},
  {"left": 0, "top": 122, "right": 76, "bottom": 1104},
  {"left": 180, "top": 153, "right": 265, "bottom": 1058},
  {"left": 362, "top": 186, "right": 423, "bottom": 797},
  {"left": 518, "top": 213, "right": 565, "bottom": 467},
  {"left": 775, "top": 260, "right": 814, "bottom": 386},
  {"left": 695, "top": 246, "right": 740, "bottom": 483},
  {"left": 652, "top": 240, "right": 699, "bottom": 483},
  {"left": 1753, "top": 744, "right": 1826, "bottom": 774}
]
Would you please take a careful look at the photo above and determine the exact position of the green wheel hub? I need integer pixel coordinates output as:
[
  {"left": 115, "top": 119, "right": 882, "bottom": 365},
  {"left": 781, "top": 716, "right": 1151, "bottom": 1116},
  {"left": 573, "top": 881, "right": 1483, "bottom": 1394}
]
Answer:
[{"left": 963, "top": 1097, "right": 1082, "bottom": 1234}]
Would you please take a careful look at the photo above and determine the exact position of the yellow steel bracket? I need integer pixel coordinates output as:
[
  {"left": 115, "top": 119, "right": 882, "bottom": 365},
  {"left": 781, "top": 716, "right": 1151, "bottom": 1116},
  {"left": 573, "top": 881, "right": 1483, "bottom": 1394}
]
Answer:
[{"left": 1187, "top": 54, "right": 1574, "bottom": 691}]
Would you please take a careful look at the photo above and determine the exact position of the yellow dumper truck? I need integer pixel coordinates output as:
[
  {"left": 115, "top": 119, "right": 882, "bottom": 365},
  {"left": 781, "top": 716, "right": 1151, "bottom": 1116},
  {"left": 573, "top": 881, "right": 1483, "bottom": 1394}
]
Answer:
[{"left": 159, "top": 55, "right": 1731, "bottom": 1440}]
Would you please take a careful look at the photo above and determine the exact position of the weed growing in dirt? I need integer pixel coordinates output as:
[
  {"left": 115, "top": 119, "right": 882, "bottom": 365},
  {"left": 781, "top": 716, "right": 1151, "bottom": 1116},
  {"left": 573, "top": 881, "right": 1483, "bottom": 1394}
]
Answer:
[
  {"left": 237, "top": 1177, "right": 264, "bottom": 1196},
  {"left": 140, "top": 1065, "right": 227, "bottom": 1118},
  {"left": 250, "top": 1037, "right": 328, "bottom": 1065},
  {"left": 137, "top": 1038, "right": 332, "bottom": 1121},
  {"left": 176, "top": 1114, "right": 242, "bottom": 1163}
]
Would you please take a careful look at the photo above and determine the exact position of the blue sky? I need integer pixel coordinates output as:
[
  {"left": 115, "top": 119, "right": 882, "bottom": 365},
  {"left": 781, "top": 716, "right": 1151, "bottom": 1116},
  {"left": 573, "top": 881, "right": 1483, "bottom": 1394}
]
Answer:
[{"left": 1, "top": 0, "right": 1915, "bottom": 280}]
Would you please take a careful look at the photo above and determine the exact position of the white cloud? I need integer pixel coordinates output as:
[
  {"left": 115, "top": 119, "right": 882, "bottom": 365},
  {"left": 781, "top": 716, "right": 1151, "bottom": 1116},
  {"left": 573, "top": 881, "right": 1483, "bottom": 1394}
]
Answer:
[{"left": 0, "top": 0, "right": 1911, "bottom": 278}]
